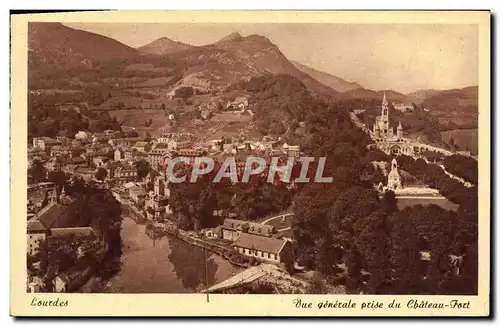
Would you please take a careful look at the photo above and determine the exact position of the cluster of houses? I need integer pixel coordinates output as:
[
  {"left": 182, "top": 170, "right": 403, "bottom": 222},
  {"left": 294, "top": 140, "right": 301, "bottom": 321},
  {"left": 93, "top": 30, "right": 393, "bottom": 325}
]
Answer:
[
  {"left": 392, "top": 102, "right": 414, "bottom": 113},
  {"left": 29, "top": 126, "right": 302, "bottom": 188},
  {"left": 205, "top": 136, "right": 301, "bottom": 159},
  {"left": 197, "top": 96, "right": 254, "bottom": 120},
  {"left": 26, "top": 186, "right": 101, "bottom": 293},
  {"left": 27, "top": 125, "right": 303, "bottom": 288}
]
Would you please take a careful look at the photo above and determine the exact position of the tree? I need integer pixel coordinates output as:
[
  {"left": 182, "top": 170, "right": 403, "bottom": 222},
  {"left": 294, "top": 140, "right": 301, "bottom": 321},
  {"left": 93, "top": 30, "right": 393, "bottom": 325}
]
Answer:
[
  {"left": 95, "top": 168, "right": 108, "bottom": 181},
  {"left": 168, "top": 176, "right": 217, "bottom": 231},
  {"left": 71, "top": 147, "right": 85, "bottom": 157},
  {"left": 232, "top": 178, "right": 290, "bottom": 221},
  {"left": 174, "top": 86, "right": 194, "bottom": 100},
  {"left": 355, "top": 211, "right": 392, "bottom": 294},
  {"left": 134, "top": 159, "right": 150, "bottom": 180},
  {"left": 388, "top": 212, "right": 422, "bottom": 294},
  {"left": 292, "top": 183, "right": 341, "bottom": 272},
  {"left": 380, "top": 190, "right": 398, "bottom": 216},
  {"left": 47, "top": 170, "right": 67, "bottom": 189},
  {"left": 87, "top": 190, "right": 122, "bottom": 246},
  {"left": 125, "top": 130, "right": 139, "bottom": 138},
  {"left": 345, "top": 247, "right": 363, "bottom": 291},
  {"left": 365, "top": 148, "right": 389, "bottom": 162},
  {"left": 29, "top": 160, "right": 47, "bottom": 184}
]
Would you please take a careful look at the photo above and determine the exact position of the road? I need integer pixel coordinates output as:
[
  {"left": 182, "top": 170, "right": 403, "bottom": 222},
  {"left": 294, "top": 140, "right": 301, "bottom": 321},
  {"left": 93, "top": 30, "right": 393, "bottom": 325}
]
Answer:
[{"left": 261, "top": 213, "right": 294, "bottom": 225}]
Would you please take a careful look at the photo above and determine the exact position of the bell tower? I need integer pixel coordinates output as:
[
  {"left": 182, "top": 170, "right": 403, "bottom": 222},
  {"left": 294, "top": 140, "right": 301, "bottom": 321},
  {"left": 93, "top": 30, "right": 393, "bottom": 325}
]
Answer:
[
  {"left": 397, "top": 121, "right": 403, "bottom": 138},
  {"left": 382, "top": 92, "right": 389, "bottom": 116},
  {"left": 380, "top": 92, "right": 390, "bottom": 135}
]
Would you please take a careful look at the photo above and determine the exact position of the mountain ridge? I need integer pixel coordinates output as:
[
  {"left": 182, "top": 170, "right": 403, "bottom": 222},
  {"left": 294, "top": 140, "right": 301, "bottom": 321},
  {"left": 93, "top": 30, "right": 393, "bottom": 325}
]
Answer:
[
  {"left": 137, "top": 37, "right": 194, "bottom": 55},
  {"left": 28, "top": 22, "right": 139, "bottom": 68},
  {"left": 420, "top": 86, "right": 478, "bottom": 129},
  {"left": 291, "top": 60, "right": 362, "bottom": 93},
  {"left": 161, "top": 32, "right": 340, "bottom": 99}
]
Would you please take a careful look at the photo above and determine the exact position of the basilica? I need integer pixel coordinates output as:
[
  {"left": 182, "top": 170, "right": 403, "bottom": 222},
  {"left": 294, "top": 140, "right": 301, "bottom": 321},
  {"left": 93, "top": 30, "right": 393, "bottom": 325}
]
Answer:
[{"left": 372, "top": 93, "right": 415, "bottom": 156}]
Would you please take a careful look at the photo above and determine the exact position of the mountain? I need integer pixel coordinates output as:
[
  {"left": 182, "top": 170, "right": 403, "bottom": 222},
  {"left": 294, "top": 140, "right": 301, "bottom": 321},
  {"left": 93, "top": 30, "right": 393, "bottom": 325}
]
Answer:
[
  {"left": 165, "top": 33, "right": 340, "bottom": 99},
  {"left": 215, "top": 32, "right": 244, "bottom": 44},
  {"left": 420, "top": 86, "right": 478, "bottom": 129},
  {"left": 406, "top": 89, "right": 441, "bottom": 104},
  {"left": 291, "top": 61, "right": 362, "bottom": 92},
  {"left": 341, "top": 88, "right": 410, "bottom": 103},
  {"left": 28, "top": 22, "right": 138, "bottom": 68},
  {"left": 137, "top": 37, "right": 194, "bottom": 55},
  {"left": 381, "top": 90, "right": 412, "bottom": 103}
]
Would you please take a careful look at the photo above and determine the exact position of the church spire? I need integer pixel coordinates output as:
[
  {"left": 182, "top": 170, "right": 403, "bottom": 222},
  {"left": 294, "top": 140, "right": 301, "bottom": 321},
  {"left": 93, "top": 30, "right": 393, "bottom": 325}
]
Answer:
[
  {"left": 397, "top": 121, "right": 403, "bottom": 129},
  {"left": 382, "top": 92, "right": 388, "bottom": 106},
  {"left": 391, "top": 158, "right": 398, "bottom": 172}
]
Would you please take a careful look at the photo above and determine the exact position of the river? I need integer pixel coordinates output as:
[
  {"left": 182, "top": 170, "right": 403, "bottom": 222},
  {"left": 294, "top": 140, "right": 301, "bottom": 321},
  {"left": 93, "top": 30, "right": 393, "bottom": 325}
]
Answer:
[{"left": 82, "top": 217, "right": 241, "bottom": 293}]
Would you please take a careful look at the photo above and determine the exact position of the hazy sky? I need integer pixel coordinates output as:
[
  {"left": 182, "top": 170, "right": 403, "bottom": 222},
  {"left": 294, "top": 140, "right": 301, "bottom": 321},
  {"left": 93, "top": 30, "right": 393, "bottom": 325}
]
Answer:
[{"left": 65, "top": 23, "right": 478, "bottom": 94}]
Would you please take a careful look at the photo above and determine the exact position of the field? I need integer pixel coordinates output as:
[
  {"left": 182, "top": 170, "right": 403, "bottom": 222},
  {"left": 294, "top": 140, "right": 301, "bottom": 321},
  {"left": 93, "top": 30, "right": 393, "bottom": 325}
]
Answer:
[
  {"left": 107, "top": 106, "right": 257, "bottom": 141},
  {"left": 108, "top": 109, "right": 170, "bottom": 136},
  {"left": 440, "top": 128, "right": 478, "bottom": 155}
]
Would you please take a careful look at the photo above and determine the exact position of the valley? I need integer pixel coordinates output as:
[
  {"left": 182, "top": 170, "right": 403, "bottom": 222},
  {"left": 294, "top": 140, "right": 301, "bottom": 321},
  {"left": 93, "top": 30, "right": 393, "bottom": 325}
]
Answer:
[{"left": 26, "top": 22, "right": 480, "bottom": 297}]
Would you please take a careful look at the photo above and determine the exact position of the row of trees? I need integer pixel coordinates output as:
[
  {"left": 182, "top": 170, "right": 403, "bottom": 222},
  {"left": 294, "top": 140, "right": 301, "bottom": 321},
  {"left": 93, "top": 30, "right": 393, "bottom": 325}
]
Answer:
[
  {"left": 28, "top": 103, "right": 121, "bottom": 139},
  {"left": 442, "top": 154, "right": 478, "bottom": 184},
  {"left": 167, "top": 161, "right": 294, "bottom": 231}
]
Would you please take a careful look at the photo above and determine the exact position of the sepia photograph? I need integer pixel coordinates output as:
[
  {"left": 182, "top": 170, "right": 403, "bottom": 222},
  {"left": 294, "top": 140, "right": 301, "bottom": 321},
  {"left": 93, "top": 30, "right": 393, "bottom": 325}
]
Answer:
[{"left": 11, "top": 10, "right": 490, "bottom": 316}]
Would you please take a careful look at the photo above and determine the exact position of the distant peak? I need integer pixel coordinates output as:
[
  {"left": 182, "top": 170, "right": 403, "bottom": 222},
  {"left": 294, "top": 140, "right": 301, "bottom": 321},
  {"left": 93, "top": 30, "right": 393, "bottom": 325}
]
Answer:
[
  {"left": 246, "top": 34, "right": 273, "bottom": 44},
  {"left": 217, "top": 32, "right": 243, "bottom": 43},
  {"left": 152, "top": 37, "right": 182, "bottom": 44},
  {"left": 158, "top": 36, "right": 174, "bottom": 41},
  {"left": 138, "top": 36, "right": 192, "bottom": 54}
]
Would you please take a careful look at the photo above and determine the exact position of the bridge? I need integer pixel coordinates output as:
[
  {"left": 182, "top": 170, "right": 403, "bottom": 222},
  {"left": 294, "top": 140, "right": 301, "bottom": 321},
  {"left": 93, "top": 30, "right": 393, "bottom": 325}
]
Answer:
[
  {"left": 202, "top": 263, "right": 309, "bottom": 293},
  {"left": 201, "top": 264, "right": 278, "bottom": 293}
]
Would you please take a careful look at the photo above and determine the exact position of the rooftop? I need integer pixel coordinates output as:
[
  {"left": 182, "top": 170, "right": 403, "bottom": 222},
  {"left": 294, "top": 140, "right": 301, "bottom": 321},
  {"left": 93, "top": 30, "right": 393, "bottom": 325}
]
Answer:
[
  {"left": 247, "top": 222, "right": 275, "bottom": 237},
  {"left": 36, "top": 202, "right": 66, "bottom": 229},
  {"left": 134, "top": 141, "right": 149, "bottom": 147},
  {"left": 49, "top": 227, "right": 96, "bottom": 239},
  {"left": 222, "top": 218, "right": 248, "bottom": 231},
  {"left": 27, "top": 218, "right": 46, "bottom": 232},
  {"left": 233, "top": 233, "right": 288, "bottom": 255}
]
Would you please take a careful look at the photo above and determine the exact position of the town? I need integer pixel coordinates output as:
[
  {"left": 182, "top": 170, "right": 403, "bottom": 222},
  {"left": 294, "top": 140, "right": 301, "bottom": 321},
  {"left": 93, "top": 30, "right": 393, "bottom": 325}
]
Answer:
[
  {"left": 26, "top": 91, "right": 478, "bottom": 294},
  {"left": 26, "top": 114, "right": 311, "bottom": 293},
  {"left": 23, "top": 20, "right": 480, "bottom": 296}
]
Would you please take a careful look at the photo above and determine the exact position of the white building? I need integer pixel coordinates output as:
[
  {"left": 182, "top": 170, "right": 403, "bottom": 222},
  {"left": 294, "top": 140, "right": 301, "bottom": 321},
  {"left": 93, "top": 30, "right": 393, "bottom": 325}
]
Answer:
[
  {"left": 232, "top": 233, "right": 293, "bottom": 265},
  {"left": 387, "top": 158, "right": 402, "bottom": 191}
]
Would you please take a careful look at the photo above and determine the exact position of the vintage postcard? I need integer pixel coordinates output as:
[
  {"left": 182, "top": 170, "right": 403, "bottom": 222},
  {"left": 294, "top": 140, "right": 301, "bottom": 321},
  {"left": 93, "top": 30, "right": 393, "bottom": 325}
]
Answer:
[{"left": 10, "top": 11, "right": 490, "bottom": 317}]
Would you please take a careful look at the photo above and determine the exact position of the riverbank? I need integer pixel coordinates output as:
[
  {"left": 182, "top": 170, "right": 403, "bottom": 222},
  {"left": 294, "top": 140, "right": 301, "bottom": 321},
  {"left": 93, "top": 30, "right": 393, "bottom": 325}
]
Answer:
[{"left": 146, "top": 221, "right": 258, "bottom": 268}]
